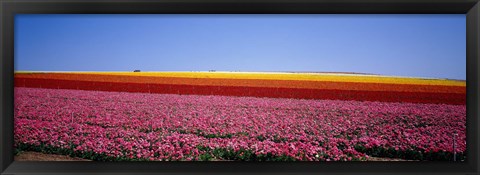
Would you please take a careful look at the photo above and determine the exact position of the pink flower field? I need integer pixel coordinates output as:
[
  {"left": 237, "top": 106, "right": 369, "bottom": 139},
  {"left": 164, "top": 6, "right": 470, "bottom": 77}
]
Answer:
[{"left": 14, "top": 87, "right": 466, "bottom": 161}]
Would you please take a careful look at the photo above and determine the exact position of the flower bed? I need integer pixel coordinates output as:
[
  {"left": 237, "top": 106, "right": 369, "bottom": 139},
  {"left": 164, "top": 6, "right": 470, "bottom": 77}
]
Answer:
[{"left": 14, "top": 87, "right": 466, "bottom": 161}]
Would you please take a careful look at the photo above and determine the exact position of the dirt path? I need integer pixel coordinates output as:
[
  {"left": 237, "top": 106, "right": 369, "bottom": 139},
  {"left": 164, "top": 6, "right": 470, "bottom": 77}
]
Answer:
[
  {"left": 14, "top": 151, "right": 91, "bottom": 161},
  {"left": 367, "top": 157, "right": 417, "bottom": 161}
]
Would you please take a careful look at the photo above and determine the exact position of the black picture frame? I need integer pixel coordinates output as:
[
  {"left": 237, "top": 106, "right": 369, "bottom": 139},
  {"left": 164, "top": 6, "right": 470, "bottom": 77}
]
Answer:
[{"left": 1, "top": 0, "right": 479, "bottom": 174}]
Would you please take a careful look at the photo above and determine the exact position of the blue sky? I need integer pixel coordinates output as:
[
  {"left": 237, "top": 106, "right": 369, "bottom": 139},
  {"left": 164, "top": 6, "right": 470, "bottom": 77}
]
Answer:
[{"left": 15, "top": 14, "right": 466, "bottom": 80}]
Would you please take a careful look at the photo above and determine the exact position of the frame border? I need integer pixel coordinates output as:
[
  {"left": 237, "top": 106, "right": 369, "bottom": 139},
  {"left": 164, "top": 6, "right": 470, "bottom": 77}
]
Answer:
[{"left": 1, "top": 0, "right": 479, "bottom": 175}]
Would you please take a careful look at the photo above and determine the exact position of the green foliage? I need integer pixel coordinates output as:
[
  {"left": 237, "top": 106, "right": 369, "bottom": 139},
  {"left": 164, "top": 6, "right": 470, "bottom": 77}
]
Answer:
[
  {"left": 196, "top": 145, "right": 211, "bottom": 152},
  {"left": 354, "top": 144, "right": 466, "bottom": 161},
  {"left": 14, "top": 148, "right": 23, "bottom": 156},
  {"left": 208, "top": 147, "right": 296, "bottom": 161},
  {"left": 236, "top": 131, "right": 249, "bottom": 136},
  {"left": 272, "top": 135, "right": 288, "bottom": 143},
  {"left": 256, "top": 135, "right": 266, "bottom": 141},
  {"left": 14, "top": 143, "right": 151, "bottom": 161},
  {"left": 198, "top": 153, "right": 213, "bottom": 161}
]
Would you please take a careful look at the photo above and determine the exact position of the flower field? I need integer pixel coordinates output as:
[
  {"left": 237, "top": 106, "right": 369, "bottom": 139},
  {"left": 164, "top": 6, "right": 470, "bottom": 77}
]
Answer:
[
  {"left": 14, "top": 72, "right": 466, "bottom": 161},
  {"left": 14, "top": 72, "right": 465, "bottom": 105}
]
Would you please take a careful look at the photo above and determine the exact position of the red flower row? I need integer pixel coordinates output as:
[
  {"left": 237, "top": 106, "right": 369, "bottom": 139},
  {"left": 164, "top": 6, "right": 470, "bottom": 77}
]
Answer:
[{"left": 15, "top": 78, "right": 465, "bottom": 105}]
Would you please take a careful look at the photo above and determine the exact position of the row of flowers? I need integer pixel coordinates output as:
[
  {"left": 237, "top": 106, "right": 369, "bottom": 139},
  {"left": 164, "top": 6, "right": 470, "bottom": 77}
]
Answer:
[
  {"left": 14, "top": 73, "right": 465, "bottom": 93},
  {"left": 14, "top": 87, "right": 466, "bottom": 161},
  {"left": 14, "top": 78, "right": 465, "bottom": 105},
  {"left": 14, "top": 72, "right": 466, "bottom": 86}
]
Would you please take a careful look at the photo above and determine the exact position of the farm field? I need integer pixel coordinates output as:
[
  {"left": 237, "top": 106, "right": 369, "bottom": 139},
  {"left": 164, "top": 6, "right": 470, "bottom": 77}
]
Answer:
[
  {"left": 15, "top": 72, "right": 465, "bottom": 104},
  {"left": 14, "top": 72, "right": 466, "bottom": 161}
]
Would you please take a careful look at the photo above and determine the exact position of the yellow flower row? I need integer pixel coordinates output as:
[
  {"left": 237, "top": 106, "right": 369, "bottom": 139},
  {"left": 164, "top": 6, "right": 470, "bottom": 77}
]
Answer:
[{"left": 66, "top": 72, "right": 465, "bottom": 87}]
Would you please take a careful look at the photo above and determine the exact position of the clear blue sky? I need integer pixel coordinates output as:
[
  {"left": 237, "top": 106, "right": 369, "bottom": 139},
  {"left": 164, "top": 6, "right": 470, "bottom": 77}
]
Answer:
[{"left": 15, "top": 14, "right": 466, "bottom": 80}]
